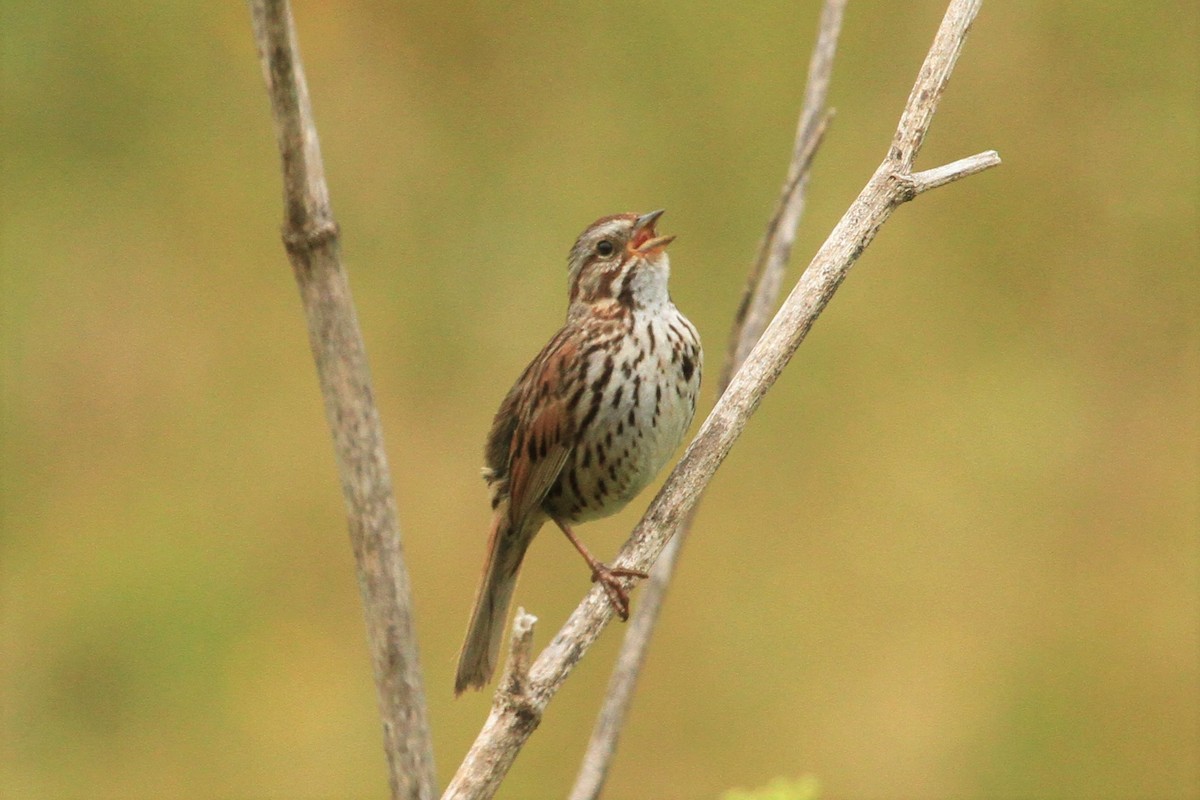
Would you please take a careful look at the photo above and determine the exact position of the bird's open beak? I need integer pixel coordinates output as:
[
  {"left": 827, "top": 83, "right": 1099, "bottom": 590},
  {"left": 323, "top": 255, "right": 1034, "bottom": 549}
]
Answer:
[{"left": 630, "top": 209, "right": 676, "bottom": 255}]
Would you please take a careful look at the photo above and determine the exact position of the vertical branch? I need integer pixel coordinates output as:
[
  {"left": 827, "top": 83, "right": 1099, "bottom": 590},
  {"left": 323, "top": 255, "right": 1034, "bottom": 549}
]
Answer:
[
  {"left": 567, "top": 3, "right": 846, "bottom": 799},
  {"left": 445, "top": 0, "right": 997, "bottom": 797},
  {"left": 724, "top": 0, "right": 848, "bottom": 386},
  {"left": 246, "top": 2, "right": 437, "bottom": 798}
]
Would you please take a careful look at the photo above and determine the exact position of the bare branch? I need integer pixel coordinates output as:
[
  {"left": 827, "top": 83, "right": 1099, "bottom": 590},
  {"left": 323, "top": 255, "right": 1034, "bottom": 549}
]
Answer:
[
  {"left": 500, "top": 610, "right": 538, "bottom": 700},
  {"left": 565, "top": 545, "right": 673, "bottom": 800},
  {"left": 722, "top": 108, "right": 834, "bottom": 390},
  {"left": 890, "top": 0, "right": 983, "bottom": 168},
  {"left": 569, "top": 3, "right": 846, "bottom": 798},
  {"left": 725, "top": 0, "right": 849, "bottom": 389},
  {"left": 910, "top": 150, "right": 1002, "bottom": 194},
  {"left": 445, "top": 0, "right": 997, "bottom": 797},
  {"left": 247, "top": 2, "right": 436, "bottom": 798}
]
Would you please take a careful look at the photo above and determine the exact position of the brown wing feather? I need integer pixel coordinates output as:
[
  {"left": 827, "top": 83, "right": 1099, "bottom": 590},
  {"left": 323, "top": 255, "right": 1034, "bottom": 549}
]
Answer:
[{"left": 495, "top": 326, "right": 581, "bottom": 526}]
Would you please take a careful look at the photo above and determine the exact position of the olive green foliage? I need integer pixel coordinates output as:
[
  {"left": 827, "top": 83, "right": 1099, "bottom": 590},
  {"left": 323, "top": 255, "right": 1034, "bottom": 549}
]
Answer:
[{"left": 2, "top": 1, "right": 1197, "bottom": 798}]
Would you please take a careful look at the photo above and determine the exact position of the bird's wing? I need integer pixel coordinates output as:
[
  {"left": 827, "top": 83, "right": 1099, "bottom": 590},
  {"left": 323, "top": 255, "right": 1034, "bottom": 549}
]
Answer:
[{"left": 500, "top": 326, "right": 580, "bottom": 526}]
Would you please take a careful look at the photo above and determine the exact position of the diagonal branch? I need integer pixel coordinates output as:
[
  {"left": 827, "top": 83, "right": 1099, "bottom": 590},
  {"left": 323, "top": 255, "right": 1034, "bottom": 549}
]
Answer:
[
  {"left": 443, "top": 1, "right": 997, "bottom": 797},
  {"left": 247, "top": 2, "right": 437, "bottom": 798},
  {"left": 568, "top": 3, "right": 846, "bottom": 798},
  {"left": 890, "top": 0, "right": 981, "bottom": 169}
]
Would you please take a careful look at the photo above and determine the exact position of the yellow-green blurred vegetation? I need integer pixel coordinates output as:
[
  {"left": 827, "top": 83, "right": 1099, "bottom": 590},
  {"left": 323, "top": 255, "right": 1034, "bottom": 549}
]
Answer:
[
  {"left": 722, "top": 776, "right": 820, "bottom": 800},
  {"left": 2, "top": 1, "right": 1197, "bottom": 798}
]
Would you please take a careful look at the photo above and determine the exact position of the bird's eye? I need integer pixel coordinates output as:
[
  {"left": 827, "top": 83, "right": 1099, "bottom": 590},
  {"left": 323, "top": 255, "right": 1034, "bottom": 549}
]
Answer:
[{"left": 596, "top": 240, "right": 615, "bottom": 257}]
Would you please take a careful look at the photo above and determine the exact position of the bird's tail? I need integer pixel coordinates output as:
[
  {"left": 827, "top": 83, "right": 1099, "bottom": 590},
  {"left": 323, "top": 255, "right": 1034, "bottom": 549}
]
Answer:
[{"left": 455, "top": 511, "right": 536, "bottom": 694}]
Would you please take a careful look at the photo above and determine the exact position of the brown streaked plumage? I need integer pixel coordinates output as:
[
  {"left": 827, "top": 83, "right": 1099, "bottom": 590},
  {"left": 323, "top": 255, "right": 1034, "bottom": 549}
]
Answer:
[{"left": 455, "top": 210, "right": 702, "bottom": 694}]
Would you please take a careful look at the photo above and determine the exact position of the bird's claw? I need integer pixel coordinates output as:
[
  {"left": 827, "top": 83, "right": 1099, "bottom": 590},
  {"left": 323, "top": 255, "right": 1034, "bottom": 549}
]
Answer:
[{"left": 590, "top": 563, "right": 647, "bottom": 621}]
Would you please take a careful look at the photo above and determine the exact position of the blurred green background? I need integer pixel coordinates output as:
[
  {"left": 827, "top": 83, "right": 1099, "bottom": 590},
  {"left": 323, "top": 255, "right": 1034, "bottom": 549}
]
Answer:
[{"left": 2, "top": 1, "right": 1197, "bottom": 798}]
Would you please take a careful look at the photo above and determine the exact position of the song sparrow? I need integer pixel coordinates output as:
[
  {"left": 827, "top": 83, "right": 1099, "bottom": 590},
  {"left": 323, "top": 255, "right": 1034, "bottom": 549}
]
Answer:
[{"left": 454, "top": 210, "right": 702, "bottom": 694}]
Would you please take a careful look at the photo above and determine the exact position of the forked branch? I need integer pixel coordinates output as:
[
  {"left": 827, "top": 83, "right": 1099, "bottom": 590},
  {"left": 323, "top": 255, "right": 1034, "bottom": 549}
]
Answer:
[
  {"left": 444, "top": 1, "right": 998, "bottom": 797},
  {"left": 247, "top": 2, "right": 436, "bottom": 798}
]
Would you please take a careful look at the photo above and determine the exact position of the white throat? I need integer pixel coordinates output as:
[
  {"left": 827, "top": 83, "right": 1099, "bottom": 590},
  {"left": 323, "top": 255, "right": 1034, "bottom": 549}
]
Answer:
[{"left": 624, "top": 253, "right": 672, "bottom": 311}]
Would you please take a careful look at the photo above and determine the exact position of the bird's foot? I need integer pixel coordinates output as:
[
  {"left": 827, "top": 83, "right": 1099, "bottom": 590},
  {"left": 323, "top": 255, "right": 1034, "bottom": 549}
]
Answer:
[{"left": 590, "top": 563, "right": 649, "bottom": 620}]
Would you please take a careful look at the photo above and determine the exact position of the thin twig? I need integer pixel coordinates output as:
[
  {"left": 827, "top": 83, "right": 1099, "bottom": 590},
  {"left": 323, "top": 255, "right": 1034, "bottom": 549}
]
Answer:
[
  {"left": 246, "top": 2, "right": 437, "bottom": 798},
  {"left": 724, "top": 0, "right": 849, "bottom": 389},
  {"left": 568, "top": 3, "right": 846, "bottom": 797},
  {"left": 500, "top": 609, "right": 538, "bottom": 700},
  {"left": 910, "top": 151, "right": 1002, "bottom": 193},
  {"left": 445, "top": 1, "right": 997, "bottom": 797}
]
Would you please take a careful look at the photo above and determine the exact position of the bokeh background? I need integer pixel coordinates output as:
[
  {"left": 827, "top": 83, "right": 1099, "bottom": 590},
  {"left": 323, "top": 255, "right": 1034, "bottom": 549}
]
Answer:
[{"left": 2, "top": 1, "right": 1197, "bottom": 798}]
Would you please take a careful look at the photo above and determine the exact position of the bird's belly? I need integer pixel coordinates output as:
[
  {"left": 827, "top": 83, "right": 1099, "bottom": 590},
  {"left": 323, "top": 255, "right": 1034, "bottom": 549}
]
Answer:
[{"left": 544, "top": 331, "right": 700, "bottom": 524}]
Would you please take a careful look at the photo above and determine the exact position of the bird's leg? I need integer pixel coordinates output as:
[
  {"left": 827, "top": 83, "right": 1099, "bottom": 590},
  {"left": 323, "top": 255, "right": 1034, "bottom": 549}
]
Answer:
[{"left": 551, "top": 517, "right": 648, "bottom": 620}]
